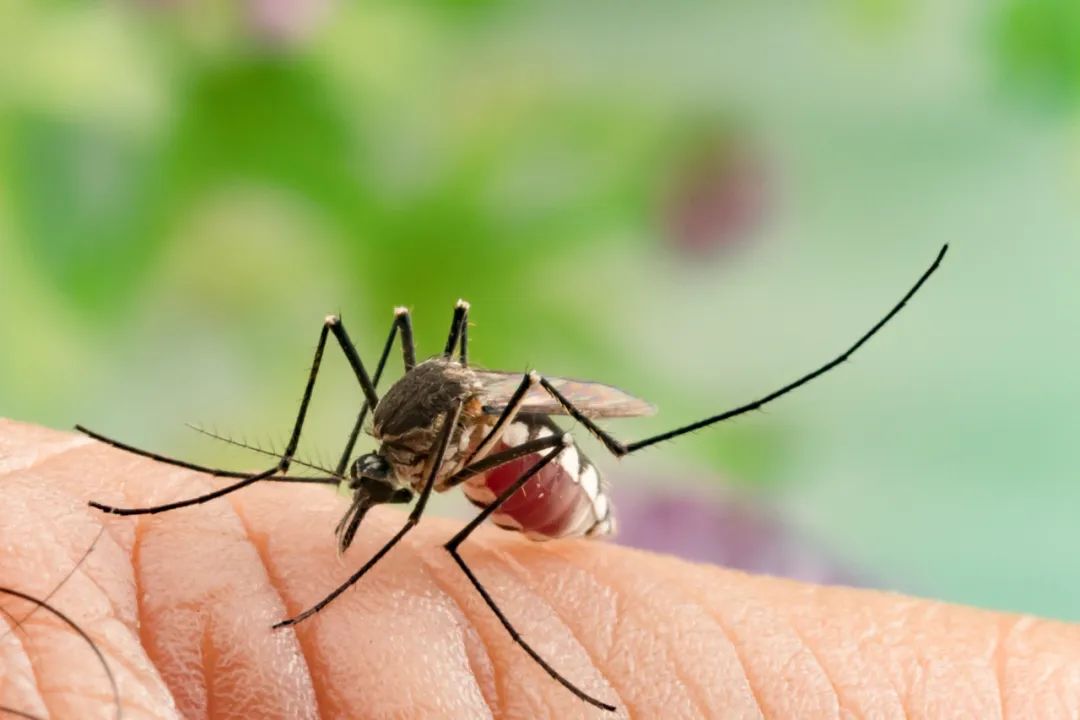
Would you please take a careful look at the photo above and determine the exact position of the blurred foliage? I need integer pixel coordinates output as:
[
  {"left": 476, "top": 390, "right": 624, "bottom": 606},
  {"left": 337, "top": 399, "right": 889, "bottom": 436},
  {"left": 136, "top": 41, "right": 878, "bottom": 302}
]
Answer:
[
  {"left": 1, "top": 0, "right": 1079, "bottom": 619},
  {"left": 994, "top": 0, "right": 1080, "bottom": 111}
]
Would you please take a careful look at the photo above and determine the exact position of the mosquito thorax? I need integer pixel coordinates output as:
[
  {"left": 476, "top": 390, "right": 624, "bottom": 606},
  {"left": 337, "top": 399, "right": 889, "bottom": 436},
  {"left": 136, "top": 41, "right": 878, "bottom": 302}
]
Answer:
[{"left": 371, "top": 357, "right": 480, "bottom": 440}]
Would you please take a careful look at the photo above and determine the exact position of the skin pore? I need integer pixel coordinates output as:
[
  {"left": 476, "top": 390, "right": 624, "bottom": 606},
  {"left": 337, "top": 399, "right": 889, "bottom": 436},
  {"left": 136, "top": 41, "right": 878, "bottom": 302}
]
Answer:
[{"left": 1, "top": 418, "right": 1077, "bottom": 719}]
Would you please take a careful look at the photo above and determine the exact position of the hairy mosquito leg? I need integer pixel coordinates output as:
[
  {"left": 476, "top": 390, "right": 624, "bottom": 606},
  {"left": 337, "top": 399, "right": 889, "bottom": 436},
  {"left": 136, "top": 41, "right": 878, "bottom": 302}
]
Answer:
[
  {"left": 78, "top": 425, "right": 264, "bottom": 479},
  {"left": 274, "top": 400, "right": 465, "bottom": 628},
  {"left": 444, "top": 434, "right": 564, "bottom": 490},
  {"left": 335, "top": 307, "right": 416, "bottom": 476},
  {"left": 540, "top": 244, "right": 948, "bottom": 458},
  {"left": 443, "top": 434, "right": 617, "bottom": 712},
  {"left": 77, "top": 425, "right": 337, "bottom": 487},
  {"left": 87, "top": 315, "right": 381, "bottom": 515},
  {"left": 443, "top": 298, "right": 470, "bottom": 366}
]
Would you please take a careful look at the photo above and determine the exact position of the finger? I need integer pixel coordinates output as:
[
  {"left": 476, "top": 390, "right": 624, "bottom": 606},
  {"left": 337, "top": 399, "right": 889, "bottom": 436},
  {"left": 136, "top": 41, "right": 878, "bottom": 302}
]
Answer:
[{"left": 9, "top": 418, "right": 1080, "bottom": 719}]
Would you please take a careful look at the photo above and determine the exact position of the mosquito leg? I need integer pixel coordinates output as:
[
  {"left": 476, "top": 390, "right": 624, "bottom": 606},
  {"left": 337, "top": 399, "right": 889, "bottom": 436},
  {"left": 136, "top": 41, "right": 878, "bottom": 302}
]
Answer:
[
  {"left": 443, "top": 434, "right": 617, "bottom": 712},
  {"left": 274, "top": 400, "right": 464, "bottom": 628},
  {"left": 77, "top": 425, "right": 269, "bottom": 479},
  {"left": 442, "top": 299, "right": 470, "bottom": 365},
  {"left": 395, "top": 306, "right": 418, "bottom": 372},
  {"left": 459, "top": 371, "right": 536, "bottom": 470},
  {"left": 86, "top": 315, "right": 380, "bottom": 515},
  {"left": 77, "top": 425, "right": 338, "bottom": 487},
  {"left": 539, "top": 244, "right": 948, "bottom": 458},
  {"left": 335, "top": 307, "right": 417, "bottom": 476},
  {"left": 443, "top": 433, "right": 564, "bottom": 490}
]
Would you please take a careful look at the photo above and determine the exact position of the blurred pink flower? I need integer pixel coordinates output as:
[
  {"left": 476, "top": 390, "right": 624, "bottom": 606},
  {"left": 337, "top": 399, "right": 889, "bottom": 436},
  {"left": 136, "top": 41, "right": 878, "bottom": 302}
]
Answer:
[
  {"left": 246, "top": 0, "right": 331, "bottom": 45},
  {"left": 612, "top": 481, "right": 861, "bottom": 587},
  {"left": 663, "top": 138, "right": 768, "bottom": 259}
]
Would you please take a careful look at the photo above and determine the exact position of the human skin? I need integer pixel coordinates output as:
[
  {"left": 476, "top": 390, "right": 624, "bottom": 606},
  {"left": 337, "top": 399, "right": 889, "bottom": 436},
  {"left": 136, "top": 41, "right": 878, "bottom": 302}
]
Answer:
[{"left": 0, "top": 418, "right": 1077, "bottom": 719}]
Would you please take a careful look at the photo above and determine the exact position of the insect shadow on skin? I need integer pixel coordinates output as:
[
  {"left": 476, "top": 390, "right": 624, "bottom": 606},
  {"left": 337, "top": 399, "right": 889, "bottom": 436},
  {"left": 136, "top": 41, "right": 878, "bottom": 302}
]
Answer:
[
  {"left": 0, "top": 528, "right": 121, "bottom": 720},
  {"left": 76, "top": 244, "right": 948, "bottom": 713}
]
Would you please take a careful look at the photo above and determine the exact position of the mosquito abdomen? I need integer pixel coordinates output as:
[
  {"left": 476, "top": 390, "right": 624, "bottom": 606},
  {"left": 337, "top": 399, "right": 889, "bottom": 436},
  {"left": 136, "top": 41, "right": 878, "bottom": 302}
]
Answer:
[{"left": 462, "top": 418, "right": 614, "bottom": 540}]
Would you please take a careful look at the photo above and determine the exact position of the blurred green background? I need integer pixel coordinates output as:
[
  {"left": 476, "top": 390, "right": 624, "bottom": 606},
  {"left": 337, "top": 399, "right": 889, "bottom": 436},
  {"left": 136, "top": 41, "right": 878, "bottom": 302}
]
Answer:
[{"left": 1, "top": 1, "right": 1077, "bottom": 620}]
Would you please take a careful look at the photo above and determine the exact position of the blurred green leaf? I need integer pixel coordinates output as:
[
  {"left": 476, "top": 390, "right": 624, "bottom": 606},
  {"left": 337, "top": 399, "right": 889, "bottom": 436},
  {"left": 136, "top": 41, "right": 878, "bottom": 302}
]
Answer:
[
  {"left": 994, "top": 0, "right": 1080, "bottom": 110},
  {"left": 7, "top": 113, "right": 163, "bottom": 315}
]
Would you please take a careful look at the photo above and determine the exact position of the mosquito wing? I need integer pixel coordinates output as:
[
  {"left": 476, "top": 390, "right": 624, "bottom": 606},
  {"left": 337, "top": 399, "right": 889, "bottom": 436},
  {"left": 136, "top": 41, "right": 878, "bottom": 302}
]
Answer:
[{"left": 474, "top": 370, "right": 656, "bottom": 419}]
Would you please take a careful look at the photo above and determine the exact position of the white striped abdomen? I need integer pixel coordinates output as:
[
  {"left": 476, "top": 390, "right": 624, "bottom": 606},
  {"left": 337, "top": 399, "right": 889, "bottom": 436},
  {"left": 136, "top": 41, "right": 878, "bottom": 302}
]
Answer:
[{"left": 461, "top": 418, "right": 614, "bottom": 540}]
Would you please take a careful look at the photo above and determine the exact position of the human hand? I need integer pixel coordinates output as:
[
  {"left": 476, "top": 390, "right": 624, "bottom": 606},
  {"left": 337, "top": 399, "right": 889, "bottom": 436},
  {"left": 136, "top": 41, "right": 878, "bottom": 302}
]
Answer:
[{"left": 1, "top": 418, "right": 1077, "bottom": 718}]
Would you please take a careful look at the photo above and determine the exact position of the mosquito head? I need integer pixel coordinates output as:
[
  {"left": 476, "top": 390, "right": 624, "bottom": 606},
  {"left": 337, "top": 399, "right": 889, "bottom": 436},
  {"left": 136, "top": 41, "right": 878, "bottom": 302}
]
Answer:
[
  {"left": 337, "top": 452, "right": 412, "bottom": 554},
  {"left": 352, "top": 452, "right": 392, "bottom": 485}
]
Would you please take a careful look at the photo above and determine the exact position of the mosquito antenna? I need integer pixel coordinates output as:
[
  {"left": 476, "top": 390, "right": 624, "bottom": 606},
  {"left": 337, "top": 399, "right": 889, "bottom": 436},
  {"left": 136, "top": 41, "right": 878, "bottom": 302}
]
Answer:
[
  {"left": 186, "top": 423, "right": 342, "bottom": 478},
  {"left": 0, "top": 529, "right": 121, "bottom": 720}
]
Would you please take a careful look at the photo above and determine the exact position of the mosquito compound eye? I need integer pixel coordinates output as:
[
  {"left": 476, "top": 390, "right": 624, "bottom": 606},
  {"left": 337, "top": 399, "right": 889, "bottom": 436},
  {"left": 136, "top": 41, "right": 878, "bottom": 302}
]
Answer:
[{"left": 353, "top": 453, "right": 391, "bottom": 481}]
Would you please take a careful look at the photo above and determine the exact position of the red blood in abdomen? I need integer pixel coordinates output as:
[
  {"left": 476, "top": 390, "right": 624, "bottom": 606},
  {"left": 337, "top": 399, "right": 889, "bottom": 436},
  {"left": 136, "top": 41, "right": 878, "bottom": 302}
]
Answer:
[{"left": 481, "top": 441, "right": 583, "bottom": 537}]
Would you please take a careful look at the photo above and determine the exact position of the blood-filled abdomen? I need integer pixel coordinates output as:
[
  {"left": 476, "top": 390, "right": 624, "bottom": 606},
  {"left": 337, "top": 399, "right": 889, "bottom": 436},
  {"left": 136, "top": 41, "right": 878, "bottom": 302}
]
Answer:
[{"left": 461, "top": 418, "right": 614, "bottom": 540}]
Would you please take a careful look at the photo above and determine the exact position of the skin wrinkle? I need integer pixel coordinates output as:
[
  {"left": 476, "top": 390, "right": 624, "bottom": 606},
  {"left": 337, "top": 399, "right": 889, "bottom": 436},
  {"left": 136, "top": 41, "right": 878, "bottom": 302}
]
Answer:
[
  {"left": 650, "top": 565, "right": 766, "bottom": 719},
  {"left": 414, "top": 547, "right": 501, "bottom": 719},
  {"left": 548, "top": 535, "right": 766, "bottom": 716},
  {"left": 995, "top": 614, "right": 1021, "bottom": 720},
  {"left": 843, "top": 592, "right": 909, "bottom": 716},
  {"left": 234, "top": 512, "right": 340, "bottom": 717},
  {"left": 692, "top": 609, "right": 766, "bottom": 716},
  {"left": 0, "top": 493, "right": 115, "bottom": 718},
  {"left": 770, "top": 620, "right": 842, "bottom": 718},
  {"left": 17, "top": 609, "right": 120, "bottom": 719},
  {"left": 92, "top": 442, "right": 324, "bottom": 716},
  {"left": 439, "top": 542, "right": 586, "bottom": 718},
  {"left": 5, "top": 449, "right": 179, "bottom": 718},
  {"left": 547, "top": 547, "right": 663, "bottom": 714},
  {"left": 128, "top": 494, "right": 160, "bottom": 711},
  {"left": 0, "top": 606, "right": 48, "bottom": 718},
  {"left": 230, "top": 485, "right": 500, "bottom": 718},
  {"left": 225, "top": 493, "right": 326, "bottom": 720},
  {"left": 803, "top": 584, "right": 905, "bottom": 718},
  {"left": 855, "top": 626, "right": 907, "bottom": 718},
  {"left": 552, "top": 547, "right": 712, "bottom": 718},
  {"left": 21, "top": 521, "right": 120, "bottom": 635},
  {"left": 140, "top": 477, "right": 320, "bottom": 720},
  {"left": 471, "top": 541, "right": 628, "bottom": 718},
  {"left": 115, "top": 463, "right": 231, "bottom": 718},
  {"left": 201, "top": 621, "right": 215, "bottom": 720},
  {"left": 800, "top": 584, "right": 907, "bottom": 719}
]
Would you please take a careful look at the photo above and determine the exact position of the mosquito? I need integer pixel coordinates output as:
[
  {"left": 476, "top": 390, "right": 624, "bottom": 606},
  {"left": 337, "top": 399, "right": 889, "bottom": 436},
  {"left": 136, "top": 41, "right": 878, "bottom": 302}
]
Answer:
[{"left": 78, "top": 244, "right": 948, "bottom": 712}]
